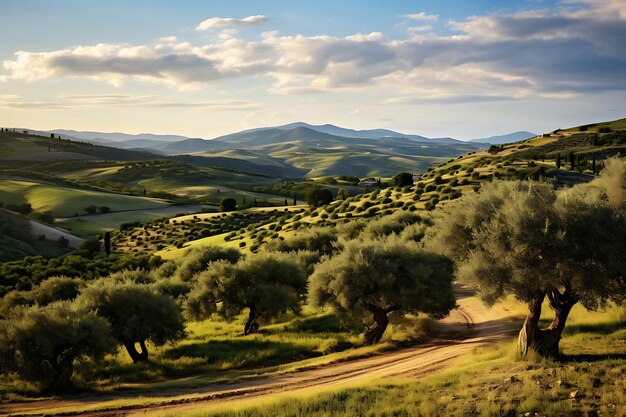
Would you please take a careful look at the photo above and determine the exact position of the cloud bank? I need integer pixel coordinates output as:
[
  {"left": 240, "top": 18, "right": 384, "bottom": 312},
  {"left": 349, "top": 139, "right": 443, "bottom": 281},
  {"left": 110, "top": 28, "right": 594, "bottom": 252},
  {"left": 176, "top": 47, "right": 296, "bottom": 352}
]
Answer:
[{"left": 2, "top": 2, "right": 624, "bottom": 103}]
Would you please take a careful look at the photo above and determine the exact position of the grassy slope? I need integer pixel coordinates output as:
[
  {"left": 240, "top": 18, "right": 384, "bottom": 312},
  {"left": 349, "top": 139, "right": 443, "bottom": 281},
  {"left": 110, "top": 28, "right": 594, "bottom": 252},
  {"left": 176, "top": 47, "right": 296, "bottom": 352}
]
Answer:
[
  {"left": 60, "top": 161, "right": 287, "bottom": 205},
  {"left": 0, "top": 130, "right": 156, "bottom": 161},
  {"left": 55, "top": 204, "right": 203, "bottom": 235},
  {"left": 0, "top": 177, "right": 170, "bottom": 217},
  {"left": 170, "top": 304, "right": 626, "bottom": 417},
  {"left": 0, "top": 209, "right": 76, "bottom": 260},
  {"left": 149, "top": 117, "right": 626, "bottom": 264}
]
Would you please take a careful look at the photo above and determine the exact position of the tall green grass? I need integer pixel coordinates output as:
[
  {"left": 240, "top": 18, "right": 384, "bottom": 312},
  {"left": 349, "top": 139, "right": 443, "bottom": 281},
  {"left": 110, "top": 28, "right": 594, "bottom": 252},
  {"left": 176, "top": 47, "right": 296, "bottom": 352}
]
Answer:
[{"left": 171, "top": 305, "right": 626, "bottom": 417}]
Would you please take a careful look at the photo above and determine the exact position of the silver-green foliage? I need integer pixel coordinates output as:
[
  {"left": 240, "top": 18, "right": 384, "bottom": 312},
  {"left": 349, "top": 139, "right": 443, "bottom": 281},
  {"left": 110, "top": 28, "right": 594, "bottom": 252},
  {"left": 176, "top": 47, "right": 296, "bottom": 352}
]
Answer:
[
  {"left": 77, "top": 279, "right": 185, "bottom": 361},
  {"left": 175, "top": 246, "right": 242, "bottom": 282},
  {"left": 0, "top": 301, "right": 115, "bottom": 391},
  {"left": 426, "top": 158, "right": 626, "bottom": 355},
  {"left": 185, "top": 252, "right": 307, "bottom": 333},
  {"left": 309, "top": 235, "right": 455, "bottom": 342}
]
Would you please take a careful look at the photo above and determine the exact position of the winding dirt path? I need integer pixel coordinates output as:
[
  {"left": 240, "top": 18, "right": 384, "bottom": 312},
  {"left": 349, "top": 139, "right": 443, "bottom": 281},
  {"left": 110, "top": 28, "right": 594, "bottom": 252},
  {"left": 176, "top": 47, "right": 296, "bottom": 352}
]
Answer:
[{"left": 0, "top": 291, "right": 519, "bottom": 417}]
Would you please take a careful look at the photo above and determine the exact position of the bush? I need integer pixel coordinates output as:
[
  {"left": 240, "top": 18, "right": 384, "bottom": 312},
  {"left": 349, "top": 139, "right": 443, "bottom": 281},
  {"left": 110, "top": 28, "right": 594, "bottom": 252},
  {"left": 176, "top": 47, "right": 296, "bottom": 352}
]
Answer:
[
  {"left": 305, "top": 188, "right": 333, "bottom": 208},
  {"left": 0, "top": 302, "right": 115, "bottom": 392},
  {"left": 393, "top": 172, "right": 413, "bottom": 187}
]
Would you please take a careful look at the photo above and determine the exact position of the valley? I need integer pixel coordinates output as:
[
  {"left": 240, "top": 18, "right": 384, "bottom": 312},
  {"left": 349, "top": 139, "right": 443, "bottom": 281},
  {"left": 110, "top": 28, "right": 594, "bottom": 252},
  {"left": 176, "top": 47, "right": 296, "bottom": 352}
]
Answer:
[{"left": 0, "top": 118, "right": 624, "bottom": 417}]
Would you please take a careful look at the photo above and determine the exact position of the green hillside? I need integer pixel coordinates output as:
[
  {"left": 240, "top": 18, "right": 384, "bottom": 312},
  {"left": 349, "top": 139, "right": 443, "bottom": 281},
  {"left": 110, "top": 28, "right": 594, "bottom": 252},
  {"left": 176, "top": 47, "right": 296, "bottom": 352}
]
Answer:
[
  {"left": 238, "top": 128, "right": 484, "bottom": 177},
  {"left": 0, "top": 129, "right": 158, "bottom": 161},
  {"left": 0, "top": 209, "right": 77, "bottom": 261},
  {"left": 58, "top": 160, "right": 288, "bottom": 205},
  {"left": 149, "top": 117, "right": 626, "bottom": 258},
  {"left": 0, "top": 176, "right": 170, "bottom": 217}
]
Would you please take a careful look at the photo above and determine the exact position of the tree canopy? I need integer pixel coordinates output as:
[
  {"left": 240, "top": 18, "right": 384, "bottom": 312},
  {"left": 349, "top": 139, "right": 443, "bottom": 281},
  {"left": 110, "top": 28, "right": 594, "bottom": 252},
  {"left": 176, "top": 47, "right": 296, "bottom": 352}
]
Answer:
[
  {"left": 309, "top": 235, "right": 456, "bottom": 343},
  {"left": 78, "top": 279, "right": 185, "bottom": 362},
  {"left": 175, "top": 246, "right": 242, "bottom": 282},
  {"left": 265, "top": 227, "right": 338, "bottom": 255},
  {"left": 305, "top": 188, "right": 333, "bottom": 208},
  {"left": 185, "top": 252, "right": 307, "bottom": 335},
  {"left": 0, "top": 301, "right": 115, "bottom": 393},
  {"left": 220, "top": 198, "right": 237, "bottom": 212},
  {"left": 426, "top": 158, "right": 626, "bottom": 356},
  {"left": 393, "top": 172, "right": 413, "bottom": 187}
]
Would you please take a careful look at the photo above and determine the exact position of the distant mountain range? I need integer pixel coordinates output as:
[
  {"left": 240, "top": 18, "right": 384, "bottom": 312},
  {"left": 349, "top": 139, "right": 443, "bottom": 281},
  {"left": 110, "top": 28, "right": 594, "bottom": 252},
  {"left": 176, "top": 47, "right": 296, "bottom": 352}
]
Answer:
[
  {"left": 40, "top": 122, "right": 532, "bottom": 155},
  {"left": 14, "top": 122, "right": 540, "bottom": 177}
]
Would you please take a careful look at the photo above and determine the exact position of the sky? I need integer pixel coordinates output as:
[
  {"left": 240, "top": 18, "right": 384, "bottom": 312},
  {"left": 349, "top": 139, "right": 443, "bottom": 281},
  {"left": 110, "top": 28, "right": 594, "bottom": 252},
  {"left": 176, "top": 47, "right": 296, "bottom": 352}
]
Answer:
[{"left": 0, "top": 0, "right": 624, "bottom": 139}]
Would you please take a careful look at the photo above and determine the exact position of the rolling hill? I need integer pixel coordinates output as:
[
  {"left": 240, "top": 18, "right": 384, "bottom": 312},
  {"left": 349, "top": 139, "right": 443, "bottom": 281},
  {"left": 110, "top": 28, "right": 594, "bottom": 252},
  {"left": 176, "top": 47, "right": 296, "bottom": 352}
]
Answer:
[
  {"left": 176, "top": 126, "right": 486, "bottom": 177},
  {"left": 149, "top": 117, "right": 625, "bottom": 258},
  {"left": 0, "top": 176, "right": 170, "bottom": 217},
  {"left": 0, "top": 129, "right": 160, "bottom": 161}
]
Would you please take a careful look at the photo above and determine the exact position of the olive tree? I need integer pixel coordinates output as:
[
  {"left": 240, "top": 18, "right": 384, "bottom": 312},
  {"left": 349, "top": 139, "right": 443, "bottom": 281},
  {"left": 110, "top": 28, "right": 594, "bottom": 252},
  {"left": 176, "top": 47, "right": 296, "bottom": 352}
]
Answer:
[
  {"left": 77, "top": 279, "right": 185, "bottom": 363},
  {"left": 0, "top": 301, "right": 115, "bottom": 393},
  {"left": 265, "top": 227, "right": 338, "bottom": 256},
  {"left": 360, "top": 211, "right": 423, "bottom": 239},
  {"left": 309, "top": 235, "right": 456, "bottom": 343},
  {"left": 305, "top": 188, "right": 333, "bottom": 208},
  {"left": 0, "top": 276, "right": 82, "bottom": 316},
  {"left": 176, "top": 246, "right": 242, "bottom": 282},
  {"left": 426, "top": 159, "right": 626, "bottom": 356},
  {"left": 185, "top": 252, "right": 307, "bottom": 335},
  {"left": 393, "top": 172, "right": 413, "bottom": 187}
]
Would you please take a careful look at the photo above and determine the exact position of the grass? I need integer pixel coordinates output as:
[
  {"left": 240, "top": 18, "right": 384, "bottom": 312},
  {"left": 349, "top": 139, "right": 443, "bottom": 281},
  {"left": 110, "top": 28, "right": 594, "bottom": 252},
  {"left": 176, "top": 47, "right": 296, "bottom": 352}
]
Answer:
[
  {"left": 0, "top": 177, "right": 170, "bottom": 217},
  {"left": 60, "top": 160, "right": 287, "bottom": 205},
  {"left": 0, "top": 306, "right": 434, "bottom": 399},
  {"left": 168, "top": 304, "right": 626, "bottom": 417},
  {"left": 55, "top": 204, "right": 203, "bottom": 235}
]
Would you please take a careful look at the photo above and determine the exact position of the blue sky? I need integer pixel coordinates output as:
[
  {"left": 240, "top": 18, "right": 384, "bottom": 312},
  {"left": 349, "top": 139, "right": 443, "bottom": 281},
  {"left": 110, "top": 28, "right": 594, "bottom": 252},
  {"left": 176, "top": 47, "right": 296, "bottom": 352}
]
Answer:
[{"left": 0, "top": 0, "right": 624, "bottom": 139}]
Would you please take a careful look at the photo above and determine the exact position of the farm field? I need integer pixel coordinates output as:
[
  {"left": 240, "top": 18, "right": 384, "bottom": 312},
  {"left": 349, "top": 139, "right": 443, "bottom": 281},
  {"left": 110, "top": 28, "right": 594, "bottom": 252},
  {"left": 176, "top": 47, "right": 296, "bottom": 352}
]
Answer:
[{"left": 55, "top": 204, "right": 205, "bottom": 236}]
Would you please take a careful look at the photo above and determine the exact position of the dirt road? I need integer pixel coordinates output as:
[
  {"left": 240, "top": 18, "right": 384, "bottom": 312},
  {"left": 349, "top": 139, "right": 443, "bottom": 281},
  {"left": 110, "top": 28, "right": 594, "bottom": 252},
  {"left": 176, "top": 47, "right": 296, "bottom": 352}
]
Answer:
[{"left": 0, "top": 291, "right": 519, "bottom": 417}]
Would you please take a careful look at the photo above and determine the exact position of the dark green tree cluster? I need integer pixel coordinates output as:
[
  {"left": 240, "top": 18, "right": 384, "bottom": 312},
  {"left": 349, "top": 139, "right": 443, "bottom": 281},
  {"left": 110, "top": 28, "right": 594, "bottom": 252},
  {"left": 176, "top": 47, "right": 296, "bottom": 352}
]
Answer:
[
  {"left": 392, "top": 172, "right": 413, "bottom": 187},
  {"left": 0, "top": 253, "right": 163, "bottom": 296},
  {"left": 304, "top": 188, "right": 333, "bottom": 208},
  {"left": 0, "top": 271, "right": 184, "bottom": 391}
]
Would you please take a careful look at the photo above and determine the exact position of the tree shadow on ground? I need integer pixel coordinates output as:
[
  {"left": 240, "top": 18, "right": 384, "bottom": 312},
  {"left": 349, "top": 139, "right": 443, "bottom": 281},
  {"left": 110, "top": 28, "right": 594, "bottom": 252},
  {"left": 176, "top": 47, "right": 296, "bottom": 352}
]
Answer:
[
  {"left": 560, "top": 353, "right": 626, "bottom": 363},
  {"left": 162, "top": 338, "right": 318, "bottom": 369},
  {"left": 561, "top": 320, "right": 626, "bottom": 336}
]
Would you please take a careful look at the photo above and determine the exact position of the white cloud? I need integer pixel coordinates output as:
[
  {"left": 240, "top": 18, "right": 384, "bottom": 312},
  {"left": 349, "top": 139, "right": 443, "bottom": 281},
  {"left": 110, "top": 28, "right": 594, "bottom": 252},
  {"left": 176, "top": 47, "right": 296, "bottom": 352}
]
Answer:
[
  {"left": 1, "top": 2, "right": 624, "bottom": 100},
  {"left": 196, "top": 15, "right": 267, "bottom": 31},
  {"left": 404, "top": 12, "right": 439, "bottom": 22}
]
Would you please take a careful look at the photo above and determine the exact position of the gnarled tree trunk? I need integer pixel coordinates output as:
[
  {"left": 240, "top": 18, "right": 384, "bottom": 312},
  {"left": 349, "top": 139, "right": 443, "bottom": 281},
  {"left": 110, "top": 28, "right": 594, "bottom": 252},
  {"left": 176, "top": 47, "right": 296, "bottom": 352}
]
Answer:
[
  {"left": 44, "top": 354, "right": 75, "bottom": 394},
  {"left": 518, "top": 287, "right": 578, "bottom": 357},
  {"left": 365, "top": 304, "right": 400, "bottom": 344},
  {"left": 244, "top": 305, "right": 258, "bottom": 335},
  {"left": 123, "top": 339, "right": 149, "bottom": 363}
]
